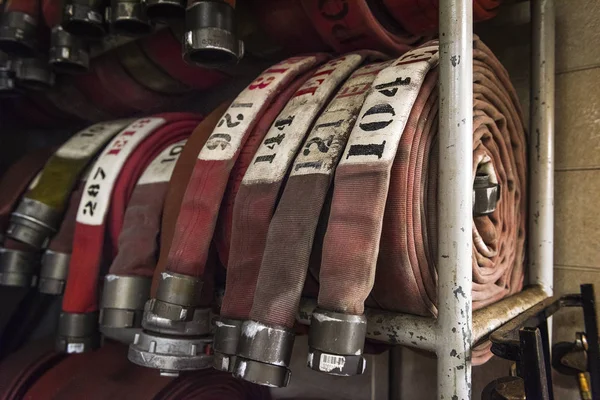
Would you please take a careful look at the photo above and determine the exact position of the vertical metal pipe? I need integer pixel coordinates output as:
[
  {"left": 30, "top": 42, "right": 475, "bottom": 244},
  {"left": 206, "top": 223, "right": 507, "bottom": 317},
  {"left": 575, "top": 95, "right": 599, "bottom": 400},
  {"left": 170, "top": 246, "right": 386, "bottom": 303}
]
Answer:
[
  {"left": 529, "top": 0, "right": 555, "bottom": 296},
  {"left": 436, "top": 0, "right": 473, "bottom": 398}
]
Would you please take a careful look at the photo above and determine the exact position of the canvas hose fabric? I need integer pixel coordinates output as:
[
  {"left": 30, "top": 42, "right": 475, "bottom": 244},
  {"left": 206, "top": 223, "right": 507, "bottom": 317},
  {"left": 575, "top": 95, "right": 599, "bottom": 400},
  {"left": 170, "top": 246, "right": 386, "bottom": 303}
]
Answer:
[
  {"left": 99, "top": 139, "right": 187, "bottom": 344},
  {"left": 129, "top": 55, "right": 328, "bottom": 376},
  {"left": 215, "top": 52, "right": 385, "bottom": 385},
  {"left": 7, "top": 120, "right": 132, "bottom": 251},
  {"left": 58, "top": 113, "right": 201, "bottom": 354},
  {"left": 231, "top": 60, "right": 391, "bottom": 386}
]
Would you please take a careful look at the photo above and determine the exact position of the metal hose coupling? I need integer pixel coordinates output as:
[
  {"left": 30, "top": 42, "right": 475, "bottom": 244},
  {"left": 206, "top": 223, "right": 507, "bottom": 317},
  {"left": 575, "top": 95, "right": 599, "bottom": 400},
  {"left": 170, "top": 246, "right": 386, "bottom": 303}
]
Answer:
[
  {"left": 99, "top": 275, "right": 151, "bottom": 344},
  {"left": 0, "top": 11, "right": 38, "bottom": 57},
  {"left": 0, "top": 53, "right": 18, "bottom": 96},
  {"left": 107, "top": 0, "right": 153, "bottom": 36},
  {"left": 473, "top": 173, "right": 500, "bottom": 217},
  {"left": 307, "top": 309, "right": 367, "bottom": 376},
  {"left": 38, "top": 250, "right": 70, "bottom": 294},
  {"left": 128, "top": 272, "right": 213, "bottom": 376},
  {"left": 7, "top": 198, "right": 62, "bottom": 249},
  {"left": 56, "top": 311, "right": 101, "bottom": 353},
  {"left": 0, "top": 248, "right": 40, "bottom": 287},
  {"left": 62, "top": 0, "right": 107, "bottom": 39},
  {"left": 233, "top": 321, "right": 293, "bottom": 387},
  {"left": 183, "top": 0, "right": 244, "bottom": 67},
  {"left": 13, "top": 57, "right": 56, "bottom": 90},
  {"left": 49, "top": 26, "right": 90, "bottom": 74},
  {"left": 212, "top": 317, "right": 242, "bottom": 372}
]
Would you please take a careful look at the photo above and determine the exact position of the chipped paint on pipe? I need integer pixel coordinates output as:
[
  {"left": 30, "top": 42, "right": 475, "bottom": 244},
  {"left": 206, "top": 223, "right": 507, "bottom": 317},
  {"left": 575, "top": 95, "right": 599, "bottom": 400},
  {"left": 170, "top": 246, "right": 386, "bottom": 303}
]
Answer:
[{"left": 529, "top": 0, "right": 555, "bottom": 297}]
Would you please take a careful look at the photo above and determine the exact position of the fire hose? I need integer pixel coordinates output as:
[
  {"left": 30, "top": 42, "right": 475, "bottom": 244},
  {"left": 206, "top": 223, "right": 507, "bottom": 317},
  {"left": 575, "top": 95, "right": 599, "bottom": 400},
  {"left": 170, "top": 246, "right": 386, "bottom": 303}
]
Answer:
[
  {"left": 129, "top": 54, "right": 329, "bottom": 376},
  {"left": 57, "top": 113, "right": 201, "bottom": 353},
  {"left": 215, "top": 51, "right": 387, "bottom": 383},
  {"left": 99, "top": 139, "right": 187, "bottom": 344}
]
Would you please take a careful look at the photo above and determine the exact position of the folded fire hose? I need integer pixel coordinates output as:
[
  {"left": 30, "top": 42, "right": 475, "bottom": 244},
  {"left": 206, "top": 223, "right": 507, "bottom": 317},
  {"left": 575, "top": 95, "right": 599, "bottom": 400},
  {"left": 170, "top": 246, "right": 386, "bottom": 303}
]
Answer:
[
  {"left": 128, "top": 54, "right": 329, "bottom": 376},
  {"left": 99, "top": 140, "right": 187, "bottom": 343},
  {"left": 58, "top": 113, "right": 201, "bottom": 353},
  {"left": 215, "top": 52, "right": 387, "bottom": 384}
]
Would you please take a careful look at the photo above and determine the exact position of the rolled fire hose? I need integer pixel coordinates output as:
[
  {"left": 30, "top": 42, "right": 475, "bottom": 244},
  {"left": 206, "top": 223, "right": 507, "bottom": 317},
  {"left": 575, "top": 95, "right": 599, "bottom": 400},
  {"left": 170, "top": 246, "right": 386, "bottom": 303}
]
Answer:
[
  {"left": 107, "top": 0, "right": 152, "bottom": 36},
  {"left": 0, "top": 0, "right": 40, "bottom": 57},
  {"left": 116, "top": 41, "right": 191, "bottom": 96},
  {"left": 301, "top": 0, "right": 421, "bottom": 56},
  {"left": 214, "top": 52, "right": 383, "bottom": 385},
  {"left": 183, "top": 0, "right": 244, "bottom": 67},
  {"left": 303, "top": 38, "right": 525, "bottom": 374},
  {"left": 99, "top": 140, "right": 186, "bottom": 344},
  {"left": 129, "top": 55, "right": 328, "bottom": 376},
  {"left": 0, "top": 148, "right": 53, "bottom": 287},
  {"left": 74, "top": 52, "right": 175, "bottom": 118},
  {"left": 7, "top": 120, "right": 132, "bottom": 251},
  {"left": 211, "top": 66, "right": 318, "bottom": 270},
  {"left": 61, "top": 0, "right": 107, "bottom": 39},
  {"left": 58, "top": 113, "right": 201, "bottom": 353},
  {"left": 139, "top": 28, "right": 227, "bottom": 91},
  {"left": 150, "top": 102, "right": 231, "bottom": 297},
  {"left": 229, "top": 60, "right": 390, "bottom": 387},
  {"left": 42, "top": 0, "right": 90, "bottom": 73},
  {"left": 383, "top": 0, "right": 501, "bottom": 36},
  {"left": 37, "top": 179, "right": 85, "bottom": 295}
]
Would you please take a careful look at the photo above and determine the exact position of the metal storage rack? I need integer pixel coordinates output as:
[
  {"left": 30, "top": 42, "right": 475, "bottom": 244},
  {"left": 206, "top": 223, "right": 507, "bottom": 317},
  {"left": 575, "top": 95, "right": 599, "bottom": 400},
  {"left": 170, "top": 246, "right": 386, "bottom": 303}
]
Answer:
[{"left": 298, "top": 0, "right": 556, "bottom": 398}]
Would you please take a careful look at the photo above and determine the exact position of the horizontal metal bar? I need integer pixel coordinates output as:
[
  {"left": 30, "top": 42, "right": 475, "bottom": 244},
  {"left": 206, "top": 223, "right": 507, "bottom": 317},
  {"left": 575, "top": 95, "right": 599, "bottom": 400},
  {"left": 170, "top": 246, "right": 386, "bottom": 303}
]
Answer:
[{"left": 297, "top": 286, "right": 548, "bottom": 353}]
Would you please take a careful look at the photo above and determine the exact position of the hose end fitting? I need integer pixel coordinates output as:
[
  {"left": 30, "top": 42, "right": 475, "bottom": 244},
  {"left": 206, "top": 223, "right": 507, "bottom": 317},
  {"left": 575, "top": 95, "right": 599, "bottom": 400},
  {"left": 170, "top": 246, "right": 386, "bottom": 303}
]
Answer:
[
  {"left": 14, "top": 58, "right": 56, "bottom": 90},
  {"left": 8, "top": 198, "right": 61, "bottom": 249},
  {"left": 307, "top": 309, "right": 367, "bottom": 376},
  {"left": 233, "top": 320, "right": 293, "bottom": 387},
  {"left": 38, "top": 250, "right": 71, "bottom": 295},
  {"left": 49, "top": 26, "right": 90, "bottom": 74},
  {"left": 99, "top": 275, "right": 151, "bottom": 344},
  {"left": 62, "top": 1, "right": 107, "bottom": 39},
  {"left": 183, "top": 1, "right": 244, "bottom": 68},
  {"left": 473, "top": 173, "right": 500, "bottom": 216},
  {"left": 0, "top": 54, "right": 18, "bottom": 96},
  {"left": 0, "top": 12, "right": 38, "bottom": 58},
  {"left": 212, "top": 317, "right": 242, "bottom": 372},
  {"left": 0, "top": 248, "right": 39, "bottom": 287},
  {"left": 145, "top": 0, "right": 186, "bottom": 22},
  {"left": 56, "top": 311, "right": 101, "bottom": 353},
  {"left": 108, "top": 0, "right": 153, "bottom": 36}
]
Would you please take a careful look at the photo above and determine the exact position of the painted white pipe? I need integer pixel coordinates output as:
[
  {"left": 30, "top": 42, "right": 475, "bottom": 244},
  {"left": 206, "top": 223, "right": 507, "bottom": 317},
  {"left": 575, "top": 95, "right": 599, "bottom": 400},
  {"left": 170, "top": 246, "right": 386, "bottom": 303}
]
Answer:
[
  {"left": 529, "top": 0, "right": 555, "bottom": 297},
  {"left": 436, "top": 0, "right": 473, "bottom": 398}
]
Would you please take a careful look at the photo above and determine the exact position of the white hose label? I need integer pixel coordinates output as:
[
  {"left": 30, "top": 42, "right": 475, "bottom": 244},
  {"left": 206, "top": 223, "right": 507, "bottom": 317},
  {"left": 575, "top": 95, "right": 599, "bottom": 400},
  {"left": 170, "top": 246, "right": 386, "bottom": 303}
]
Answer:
[
  {"left": 198, "top": 56, "right": 320, "bottom": 162},
  {"left": 319, "top": 354, "right": 346, "bottom": 372},
  {"left": 137, "top": 140, "right": 187, "bottom": 185},
  {"left": 242, "top": 54, "right": 364, "bottom": 185},
  {"left": 340, "top": 45, "right": 439, "bottom": 166},
  {"left": 76, "top": 118, "right": 166, "bottom": 226},
  {"left": 291, "top": 61, "right": 390, "bottom": 177},
  {"left": 55, "top": 120, "right": 133, "bottom": 159}
]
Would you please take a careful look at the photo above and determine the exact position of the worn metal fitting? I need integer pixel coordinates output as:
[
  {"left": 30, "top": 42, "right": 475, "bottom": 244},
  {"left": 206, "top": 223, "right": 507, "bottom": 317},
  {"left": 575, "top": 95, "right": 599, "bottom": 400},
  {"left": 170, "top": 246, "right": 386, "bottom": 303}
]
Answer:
[
  {"left": 99, "top": 275, "right": 151, "bottom": 344},
  {"left": 0, "top": 248, "right": 40, "bottom": 287},
  {"left": 307, "top": 309, "right": 367, "bottom": 376},
  {"left": 108, "top": 0, "right": 153, "bottom": 36},
  {"left": 156, "top": 271, "right": 203, "bottom": 307},
  {"left": 0, "top": 54, "right": 17, "bottom": 96},
  {"left": 7, "top": 198, "right": 62, "bottom": 249},
  {"left": 473, "top": 174, "right": 500, "bottom": 216},
  {"left": 128, "top": 330, "right": 213, "bottom": 376},
  {"left": 212, "top": 317, "right": 242, "bottom": 372},
  {"left": 233, "top": 320, "right": 294, "bottom": 387},
  {"left": 49, "top": 26, "right": 90, "bottom": 74},
  {"left": 38, "top": 250, "right": 70, "bottom": 295},
  {"left": 0, "top": 11, "right": 38, "bottom": 57},
  {"left": 142, "top": 299, "right": 211, "bottom": 336},
  {"left": 482, "top": 376, "right": 525, "bottom": 400},
  {"left": 183, "top": 1, "right": 244, "bottom": 67},
  {"left": 62, "top": 0, "right": 107, "bottom": 39},
  {"left": 56, "top": 311, "right": 101, "bottom": 353},
  {"left": 145, "top": 0, "right": 186, "bottom": 22},
  {"left": 13, "top": 58, "right": 55, "bottom": 90}
]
